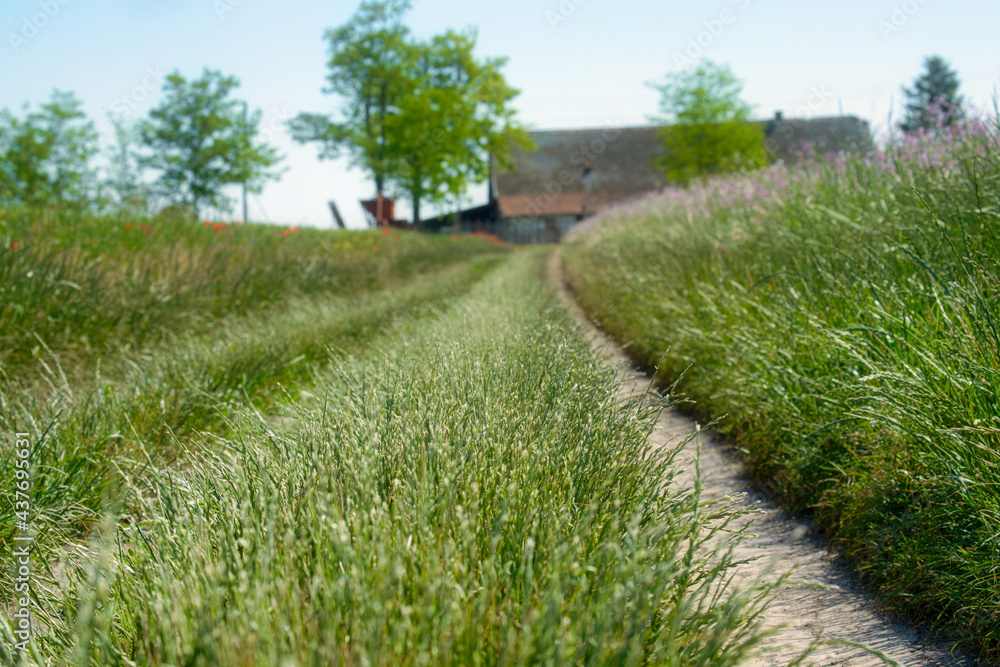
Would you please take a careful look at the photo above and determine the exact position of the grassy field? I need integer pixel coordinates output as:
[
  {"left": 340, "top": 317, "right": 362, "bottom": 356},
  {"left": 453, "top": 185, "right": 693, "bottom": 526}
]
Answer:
[
  {"left": 0, "top": 214, "right": 781, "bottom": 664},
  {"left": 0, "top": 210, "right": 509, "bottom": 553},
  {"left": 564, "top": 118, "right": 1000, "bottom": 659},
  {"left": 0, "top": 208, "right": 499, "bottom": 384}
]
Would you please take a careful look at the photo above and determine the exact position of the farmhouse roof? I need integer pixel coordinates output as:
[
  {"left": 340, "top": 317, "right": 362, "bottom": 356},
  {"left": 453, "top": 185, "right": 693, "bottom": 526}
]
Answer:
[{"left": 494, "top": 126, "right": 666, "bottom": 196}]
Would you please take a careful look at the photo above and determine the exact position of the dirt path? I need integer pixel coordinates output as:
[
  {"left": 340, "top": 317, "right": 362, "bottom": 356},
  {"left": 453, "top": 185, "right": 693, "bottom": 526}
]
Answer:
[{"left": 548, "top": 246, "right": 977, "bottom": 667}]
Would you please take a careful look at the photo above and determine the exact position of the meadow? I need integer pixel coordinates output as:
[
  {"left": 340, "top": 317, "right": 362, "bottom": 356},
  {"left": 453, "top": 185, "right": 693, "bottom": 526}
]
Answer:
[
  {"left": 563, "top": 117, "right": 1000, "bottom": 660},
  {"left": 0, "top": 212, "right": 780, "bottom": 664}
]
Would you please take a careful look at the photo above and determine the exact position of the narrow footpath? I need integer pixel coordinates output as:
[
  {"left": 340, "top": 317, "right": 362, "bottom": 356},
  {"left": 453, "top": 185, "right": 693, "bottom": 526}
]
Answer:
[{"left": 549, "top": 246, "right": 979, "bottom": 667}]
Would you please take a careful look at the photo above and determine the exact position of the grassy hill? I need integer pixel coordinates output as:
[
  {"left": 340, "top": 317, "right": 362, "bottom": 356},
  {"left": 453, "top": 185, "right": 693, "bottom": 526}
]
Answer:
[{"left": 564, "top": 117, "right": 1000, "bottom": 660}]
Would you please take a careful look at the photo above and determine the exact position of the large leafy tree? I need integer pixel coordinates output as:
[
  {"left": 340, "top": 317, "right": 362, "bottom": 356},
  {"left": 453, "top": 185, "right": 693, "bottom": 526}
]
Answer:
[
  {"left": 899, "top": 55, "right": 965, "bottom": 134},
  {"left": 289, "top": 0, "right": 418, "bottom": 199},
  {"left": 290, "top": 1, "right": 529, "bottom": 226},
  {"left": 0, "top": 90, "right": 98, "bottom": 209},
  {"left": 141, "top": 69, "right": 282, "bottom": 217},
  {"left": 648, "top": 60, "right": 766, "bottom": 185},
  {"left": 387, "top": 29, "right": 530, "bottom": 225}
]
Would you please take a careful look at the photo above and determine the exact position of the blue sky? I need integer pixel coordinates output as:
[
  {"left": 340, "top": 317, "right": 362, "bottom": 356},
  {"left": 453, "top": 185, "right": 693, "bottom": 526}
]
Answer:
[{"left": 2, "top": 0, "right": 998, "bottom": 228}]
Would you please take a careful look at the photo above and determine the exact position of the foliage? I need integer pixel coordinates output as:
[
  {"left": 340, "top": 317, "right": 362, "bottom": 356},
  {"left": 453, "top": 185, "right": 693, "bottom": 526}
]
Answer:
[
  {"left": 388, "top": 29, "right": 532, "bottom": 225},
  {"left": 140, "top": 69, "right": 283, "bottom": 217},
  {"left": 0, "top": 90, "right": 98, "bottom": 210},
  {"left": 899, "top": 54, "right": 965, "bottom": 134},
  {"left": 103, "top": 116, "right": 151, "bottom": 215},
  {"left": 290, "top": 1, "right": 530, "bottom": 225},
  {"left": 564, "top": 117, "right": 1000, "bottom": 661},
  {"left": 289, "top": 0, "right": 418, "bottom": 196},
  {"left": 648, "top": 61, "right": 766, "bottom": 185}
]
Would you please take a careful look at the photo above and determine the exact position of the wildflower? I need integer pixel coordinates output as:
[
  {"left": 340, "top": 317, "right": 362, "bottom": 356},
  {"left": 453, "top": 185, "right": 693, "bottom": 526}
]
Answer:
[
  {"left": 282, "top": 230, "right": 289, "bottom": 238},
  {"left": 124, "top": 223, "right": 133, "bottom": 230},
  {"left": 393, "top": 235, "right": 401, "bottom": 242},
  {"left": 289, "top": 226, "right": 299, "bottom": 234},
  {"left": 235, "top": 219, "right": 244, "bottom": 224},
  {"left": 213, "top": 223, "right": 226, "bottom": 232},
  {"left": 203, "top": 220, "right": 212, "bottom": 227},
  {"left": 10, "top": 241, "right": 20, "bottom": 250},
  {"left": 381, "top": 228, "right": 391, "bottom": 236}
]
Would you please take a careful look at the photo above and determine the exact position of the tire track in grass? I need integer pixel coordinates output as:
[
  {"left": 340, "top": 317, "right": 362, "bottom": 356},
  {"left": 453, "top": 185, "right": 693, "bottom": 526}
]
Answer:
[
  {"left": 0, "top": 256, "right": 508, "bottom": 665},
  {"left": 549, "top": 246, "right": 978, "bottom": 667},
  {"left": 46, "top": 249, "right": 778, "bottom": 665},
  {"left": 0, "top": 256, "right": 504, "bottom": 556}
]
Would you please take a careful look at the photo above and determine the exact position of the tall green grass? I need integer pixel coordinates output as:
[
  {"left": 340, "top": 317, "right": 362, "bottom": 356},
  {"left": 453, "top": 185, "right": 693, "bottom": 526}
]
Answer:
[
  {"left": 0, "top": 208, "right": 507, "bottom": 544},
  {"left": 0, "top": 207, "right": 499, "bottom": 384},
  {"left": 0, "top": 255, "right": 502, "bottom": 549},
  {"left": 2, "top": 250, "right": 781, "bottom": 665},
  {"left": 0, "top": 210, "right": 514, "bottom": 661},
  {"left": 564, "top": 118, "right": 1000, "bottom": 659}
]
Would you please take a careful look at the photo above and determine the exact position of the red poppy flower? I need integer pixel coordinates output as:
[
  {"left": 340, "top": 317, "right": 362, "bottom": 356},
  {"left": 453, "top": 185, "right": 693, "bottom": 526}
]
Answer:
[
  {"left": 289, "top": 226, "right": 299, "bottom": 234},
  {"left": 203, "top": 220, "right": 212, "bottom": 227},
  {"left": 381, "top": 228, "right": 391, "bottom": 236},
  {"left": 10, "top": 241, "right": 20, "bottom": 250},
  {"left": 282, "top": 230, "right": 289, "bottom": 237}
]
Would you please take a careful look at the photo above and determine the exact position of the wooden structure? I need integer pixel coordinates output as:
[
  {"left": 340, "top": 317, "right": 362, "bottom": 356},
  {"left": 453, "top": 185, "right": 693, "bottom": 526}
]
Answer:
[{"left": 360, "top": 193, "right": 411, "bottom": 229}]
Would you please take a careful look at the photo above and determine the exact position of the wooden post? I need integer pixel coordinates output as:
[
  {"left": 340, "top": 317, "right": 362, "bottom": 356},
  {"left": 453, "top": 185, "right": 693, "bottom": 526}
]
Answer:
[{"left": 329, "top": 201, "right": 346, "bottom": 229}]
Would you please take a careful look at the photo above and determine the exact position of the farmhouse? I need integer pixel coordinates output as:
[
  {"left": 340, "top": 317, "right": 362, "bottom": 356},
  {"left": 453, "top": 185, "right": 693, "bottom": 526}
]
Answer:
[{"left": 424, "top": 113, "right": 871, "bottom": 243}]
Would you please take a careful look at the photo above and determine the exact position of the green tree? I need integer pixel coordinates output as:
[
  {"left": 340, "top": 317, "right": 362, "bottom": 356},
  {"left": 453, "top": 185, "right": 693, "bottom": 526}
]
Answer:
[
  {"left": 0, "top": 90, "right": 98, "bottom": 209},
  {"left": 899, "top": 55, "right": 965, "bottom": 134},
  {"left": 104, "top": 115, "right": 150, "bottom": 214},
  {"left": 387, "top": 29, "right": 530, "bottom": 226},
  {"left": 289, "top": 0, "right": 419, "bottom": 202},
  {"left": 648, "top": 61, "right": 766, "bottom": 185},
  {"left": 290, "top": 1, "right": 530, "bottom": 226},
  {"left": 141, "top": 69, "right": 282, "bottom": 217}
]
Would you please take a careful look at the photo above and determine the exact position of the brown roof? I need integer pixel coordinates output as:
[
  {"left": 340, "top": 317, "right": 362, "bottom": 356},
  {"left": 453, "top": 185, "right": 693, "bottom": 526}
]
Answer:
[{"left": 494, "top": 126, "right": 667, "bottom": 205}]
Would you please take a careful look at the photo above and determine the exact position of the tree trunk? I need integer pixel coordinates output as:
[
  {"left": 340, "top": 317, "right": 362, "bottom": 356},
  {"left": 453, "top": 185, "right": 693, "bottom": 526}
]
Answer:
[{"left": 411, "top": 172, "right": 423, "bottom": 227}]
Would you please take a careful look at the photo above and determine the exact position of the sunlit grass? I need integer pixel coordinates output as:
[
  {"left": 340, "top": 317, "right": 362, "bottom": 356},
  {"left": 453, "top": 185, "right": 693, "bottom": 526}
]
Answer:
[
  {"left": 0, "top": 211, "right": 788, "bottom": 664},
  {"left": 0, "top": 255, "right": 502, "bottom": 548},
  {"left": 0, "top": 207, "right": 501, "bottom": 383},
  {"left": 564, "top": 117, "right": 1000, "bottom": 660}
]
